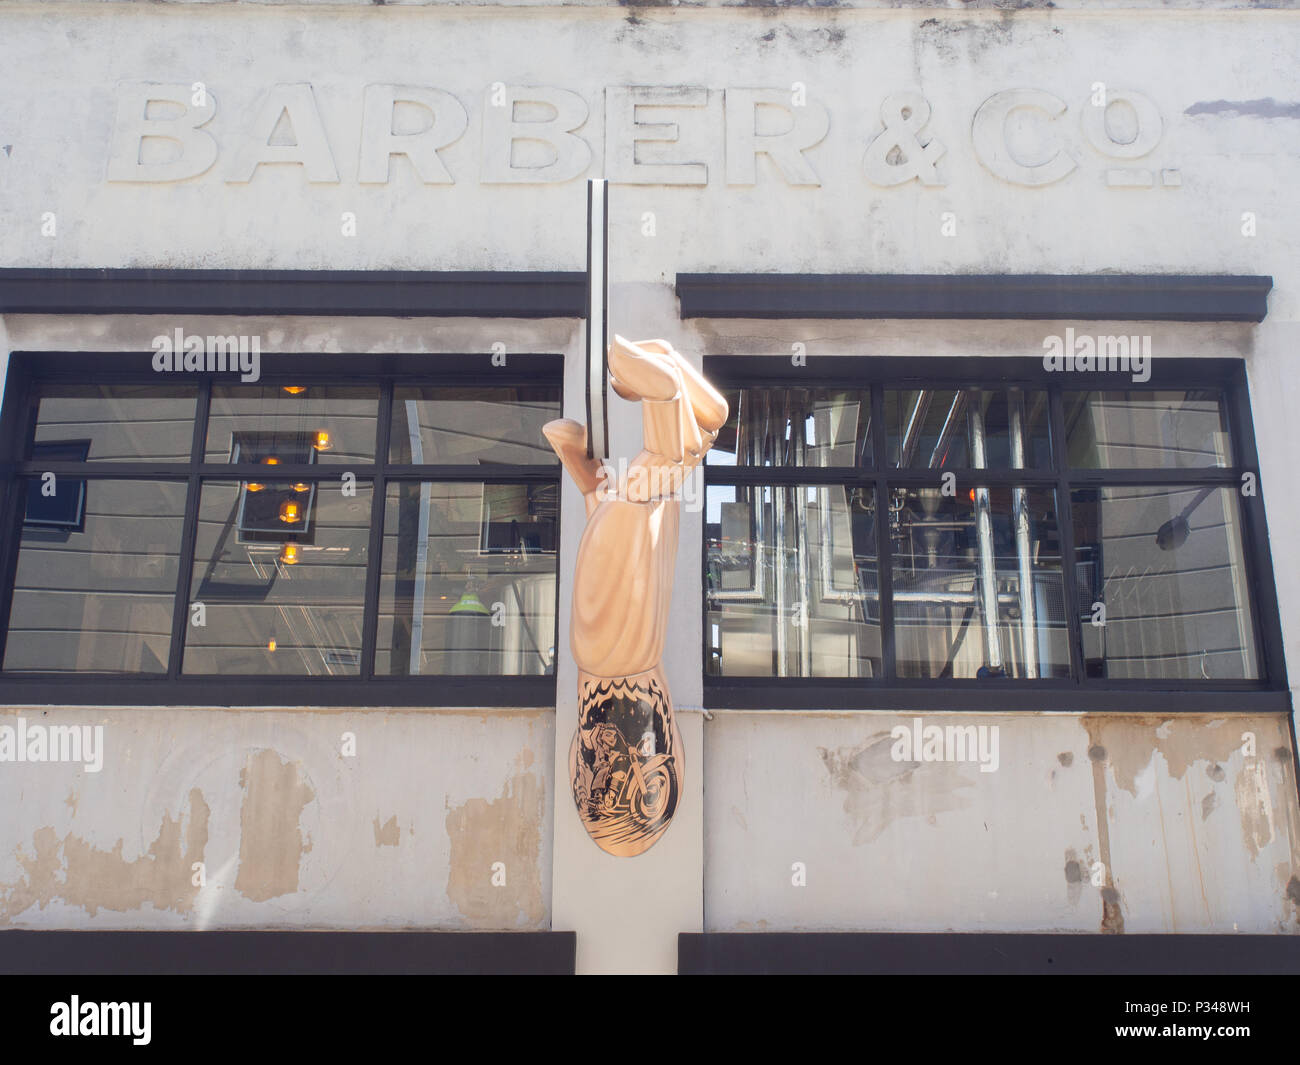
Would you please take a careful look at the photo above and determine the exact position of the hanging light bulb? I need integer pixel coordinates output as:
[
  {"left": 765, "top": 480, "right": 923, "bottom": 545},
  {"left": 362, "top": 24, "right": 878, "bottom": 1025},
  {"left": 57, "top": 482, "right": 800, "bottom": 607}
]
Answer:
[
  {"left": 267, "top": 635, "right": 277, "bottom": 652},
  {"left": 279, "top": 500, "right": 301, "bottom": 523},
  {"left": 279, "top": 543, "right": 300, "bottom": 565},
  {"left": 282, "top": 385, "right": 307, "bottom": 395},
  {"left": 263, "top": 456, "right": 280, "bottom": 466},
  {"left": 291, "top": 482, "right": 310, "bottom": 493},
  {"left": 312, "top": 430, "right": 333, "bottom": 452},
  {"left": 246, "top": 481, "right": 265, "bottom": 493}
]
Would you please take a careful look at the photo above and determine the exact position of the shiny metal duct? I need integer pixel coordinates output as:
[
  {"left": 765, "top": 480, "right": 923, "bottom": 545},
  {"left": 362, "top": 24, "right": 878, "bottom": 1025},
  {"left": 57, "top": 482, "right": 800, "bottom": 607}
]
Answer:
[
  {"left": 1008, "top": 390, "right": 1039, "bottom": 678},
  {"left": 968, "top": 398, "right": 1004, "bottom": 674}
]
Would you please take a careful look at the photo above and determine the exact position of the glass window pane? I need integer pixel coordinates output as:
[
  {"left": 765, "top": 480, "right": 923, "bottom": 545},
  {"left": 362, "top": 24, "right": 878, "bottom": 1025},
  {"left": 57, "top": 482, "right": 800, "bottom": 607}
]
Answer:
[
  {"left": 182, "top": 479, "right": 372, "bottom": 675},
  {"left": 4, "top": 479, "right": 186, "bottom": 673},
  {"left": 707, "top": 388, "right": 872, "bottom": 468},
  {"left": 891, "top": 486, "right": 1069, "bottom": 679},
  {"left": 31, "top": 384, "right": 197, "bottom": 463},
  {"left": 389, "top": 387, "right": 561, "bottom": 465},
  {"left": 1072, "top": 486, "right": 1258, "bottom": 680},
  {"left": 706, "top": 484, "right": 880, "bottom": 678},
  {"left": 205, "top": 385, "right": 377, "bottom": 465},
  {"left": 1064, "top": 390, "right": 1232, "bottom": 469},
  {"left": 886, "top": 389, "right": 1050, "bottom": 469},
  {"left": 376, "top": 481, "right": 558, "bottom": 675}
]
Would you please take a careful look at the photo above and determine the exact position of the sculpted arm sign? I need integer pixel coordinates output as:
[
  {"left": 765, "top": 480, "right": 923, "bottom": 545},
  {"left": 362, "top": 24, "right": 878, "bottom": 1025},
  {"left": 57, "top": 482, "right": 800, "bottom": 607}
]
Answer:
[{"left": 543, "top": 336, "right": 728, "bottom": 857}]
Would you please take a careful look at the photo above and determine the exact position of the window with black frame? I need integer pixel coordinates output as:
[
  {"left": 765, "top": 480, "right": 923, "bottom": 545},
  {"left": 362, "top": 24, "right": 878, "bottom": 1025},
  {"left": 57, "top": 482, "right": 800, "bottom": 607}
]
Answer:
[
  {"left": 0, "top": 360, "right": 562, "bottom": 703},
  {"left": 703, "top": 361, "right": 1280, "bottom": 707}
]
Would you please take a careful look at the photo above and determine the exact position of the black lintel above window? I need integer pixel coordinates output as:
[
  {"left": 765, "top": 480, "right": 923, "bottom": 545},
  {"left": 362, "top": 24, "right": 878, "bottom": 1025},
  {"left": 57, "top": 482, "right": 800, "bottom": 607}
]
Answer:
[
  {"left": 0, "top": 268, "right": 587, "bottom": 318},
  {"left": 676, "top": 273, "right": 1273, "bottom": 322}
]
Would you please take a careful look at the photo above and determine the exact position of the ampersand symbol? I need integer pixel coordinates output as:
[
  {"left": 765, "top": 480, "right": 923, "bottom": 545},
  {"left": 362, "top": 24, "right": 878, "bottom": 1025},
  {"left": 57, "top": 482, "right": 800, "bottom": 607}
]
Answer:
[{"left": 863, "top": 92, "right": 946, "bottom": 187}]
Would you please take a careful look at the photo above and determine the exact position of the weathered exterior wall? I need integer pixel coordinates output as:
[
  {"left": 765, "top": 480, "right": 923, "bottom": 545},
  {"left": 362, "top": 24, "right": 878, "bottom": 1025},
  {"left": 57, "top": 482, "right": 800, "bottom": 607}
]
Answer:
[
  {"left": 0, "top": 706, "right": 554, "bottom": 929},
  {"left": 705, "top": 711, "right": 1300, "bottom": 933},
  {"left": 0, "top": 1, "right": 1298, "bottom": 968}
]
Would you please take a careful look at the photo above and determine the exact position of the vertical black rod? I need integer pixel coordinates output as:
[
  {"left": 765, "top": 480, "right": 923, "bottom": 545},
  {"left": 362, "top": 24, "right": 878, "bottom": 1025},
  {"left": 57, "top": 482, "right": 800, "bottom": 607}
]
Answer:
[
  {"left": 1050, "top": 388, "right": 1086, "bottom": 685},
  {"left": 167, "top": 380, "right": 210, "bottom": 679},
  {"left": 1224, "top": 364, "right": 1285, "bottom": 689},
  {"left": 0, "top": 363, "right": 39, "bottom": 670},
  {"left": 585, "top": 178, "right": 609, "bottom": 460},
  {"left": 361, "top": 380, "right": 394, "bottom": 679},
  {"left": 872, "top": 384, "right": 895, "bottom": 682}
]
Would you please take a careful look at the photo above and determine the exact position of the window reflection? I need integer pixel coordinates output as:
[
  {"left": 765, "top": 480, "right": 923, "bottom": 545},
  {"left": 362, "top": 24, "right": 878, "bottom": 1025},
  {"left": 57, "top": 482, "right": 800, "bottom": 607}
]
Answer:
[
  {"left": 4, "top": 479, "right": 186, "bottom": 673},
  {"left": 707, "top": 388, "right": 872, "bottom": 468},
  {"left": 32, "top": 385, "right": 197, "bottom": 463},
  {"left": 887, "top": 389, "right": 1051, "bottom": 469},
  {"left": 182, "top": 480, "right": 372, "bottom": 675},
  {"left": 206, "top": 385, "right": 377, "bottom": 465},
  {"left": 1073, "top": 486, "right": 1258, "bottom": 679},
  {"left": 376, "top": 482, "right": 558, "bottom": 676},
  {"left": 891, "top": 487, "right": 1069, "bottom": 679},
  {"left": 706, "top": 484, "right": 880, "bottom": 678},
  {"left": 1064, "top": 390, "right": 1231, "bottom": 469},
  {"left": 389, "top": 387, "right": 561, "bottom": 465}
]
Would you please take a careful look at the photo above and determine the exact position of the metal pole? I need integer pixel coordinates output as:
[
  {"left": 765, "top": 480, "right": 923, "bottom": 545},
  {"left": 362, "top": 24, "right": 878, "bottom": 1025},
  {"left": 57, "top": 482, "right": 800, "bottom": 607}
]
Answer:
[
  {"left": 1009, "top": 390, "right": 1038, "bottom": 678},
  {"left": 928, "top": 392, "right": 968, "bottom": 469},
  {"left": 969, "top": 399, "right": 1004, "bottom": 674},
  {"left": 406, "top": 399, "right": 430, "bottom": 675},
  {"left": 585, "top": 179, "right": 609, "bottom": 460},
  {"left": 899, "top": 390, "right": 932, "bottom": 467}
]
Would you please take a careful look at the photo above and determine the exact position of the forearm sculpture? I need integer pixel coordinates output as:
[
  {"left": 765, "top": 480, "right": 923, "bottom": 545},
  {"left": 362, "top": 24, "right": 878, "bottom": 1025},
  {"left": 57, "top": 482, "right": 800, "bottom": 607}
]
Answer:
[{"left": 543, "top": 336, "right": 728, "bottom": 857}]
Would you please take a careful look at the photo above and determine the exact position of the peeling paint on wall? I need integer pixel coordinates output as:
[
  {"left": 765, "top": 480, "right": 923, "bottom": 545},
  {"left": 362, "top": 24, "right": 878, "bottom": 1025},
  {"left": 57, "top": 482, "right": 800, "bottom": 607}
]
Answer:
[
  {"left": 707, "top": 712, "right": 1300, "bottom": 933},
  {"left": 0, "top": 789, "right": 209, "bottom": 921},
  {"left": 1081, "top": 716, "right": 1246, "bottom": 798},
  {"left": 373, "top": 815, "right": 400, "bottom": 848},
  {"left": 233, "top": 750, "right": 315, "bottom": 903},
  {"left": 445, "top": 770, "right": 545, "bottom": 927}
]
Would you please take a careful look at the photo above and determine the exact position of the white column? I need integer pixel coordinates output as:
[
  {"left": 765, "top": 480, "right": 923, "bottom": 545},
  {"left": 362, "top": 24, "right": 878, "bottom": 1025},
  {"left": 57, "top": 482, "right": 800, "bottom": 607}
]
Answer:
[{"left": 549, "top": 283, "right": 704, "bottom": 974}]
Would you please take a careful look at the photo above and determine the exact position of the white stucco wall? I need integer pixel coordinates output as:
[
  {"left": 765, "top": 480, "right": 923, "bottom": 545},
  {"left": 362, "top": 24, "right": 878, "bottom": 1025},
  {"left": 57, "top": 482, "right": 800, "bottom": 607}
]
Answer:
[{"left": 1, "top": 1, "right": 1298, "bottom": 968}]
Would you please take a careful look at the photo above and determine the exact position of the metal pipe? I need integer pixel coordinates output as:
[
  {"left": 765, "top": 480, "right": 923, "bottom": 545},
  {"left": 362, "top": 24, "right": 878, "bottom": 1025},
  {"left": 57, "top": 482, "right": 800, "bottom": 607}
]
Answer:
[
  {"left": 899, "top": 390, "right": 932, "bottom": 466},
  {"left": 968, "top": 398, "right": 1004, "bottom": 673},
  {"left": 928, "top": 392, "right": 968, "bottom": 469},
  {"left": 774, "top": 484, "right": 787, "bottom": 677},
  {"left": 711, "top": 395, "right": 767, "bottom": 603},
  {"left": 794, "top": 421, "right": 812, "bottom": 676},
  {"left": 1009, "top": 390, "right": 1039, "bottom": 678},
  {"left": 406, "top": 399, "right": 431, "bottom": 675}
]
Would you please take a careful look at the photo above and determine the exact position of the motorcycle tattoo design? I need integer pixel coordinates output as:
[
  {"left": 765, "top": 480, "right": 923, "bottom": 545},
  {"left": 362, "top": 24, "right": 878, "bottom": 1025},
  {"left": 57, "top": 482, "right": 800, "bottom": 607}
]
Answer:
[{"left": 543, "top": 336, "right": 728, "bottom": 857}]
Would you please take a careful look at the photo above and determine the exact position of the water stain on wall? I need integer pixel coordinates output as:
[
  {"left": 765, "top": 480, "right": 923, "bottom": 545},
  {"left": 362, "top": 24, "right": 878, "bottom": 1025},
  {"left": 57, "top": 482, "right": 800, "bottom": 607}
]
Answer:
[
  {"left": 818, "top": 732, "right": 973, "bottom": 845},
  {"left": 233, "top": 749, "right": 315, "bottom": 903},
  {"left": 1081, "top": 714, "right": 1300, "bottom": 932},
  {"left": 445, "top": 770, "right": 545, "bottom": 928},
  {"left": 0, "top": 788, "right": 209, "bottom": 921},
  {"left": 1235, "top": 761, "right": 1275, "bottom": 859}
]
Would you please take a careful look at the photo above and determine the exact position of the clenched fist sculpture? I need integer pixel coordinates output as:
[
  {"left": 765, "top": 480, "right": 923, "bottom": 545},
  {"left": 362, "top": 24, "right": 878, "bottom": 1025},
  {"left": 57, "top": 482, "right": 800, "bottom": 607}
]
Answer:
[{"left": 543, "top": 337, "right": 728, "bottom": 857}]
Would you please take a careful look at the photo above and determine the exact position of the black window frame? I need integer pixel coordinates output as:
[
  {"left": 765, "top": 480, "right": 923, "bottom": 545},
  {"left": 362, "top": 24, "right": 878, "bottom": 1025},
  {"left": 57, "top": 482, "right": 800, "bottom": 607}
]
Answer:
[
  {"left": 703, "top": 355, "right": 1289, "bottom": 713},
  {"left": 0, "top": 350, "right": 564, "bottom": 707}
]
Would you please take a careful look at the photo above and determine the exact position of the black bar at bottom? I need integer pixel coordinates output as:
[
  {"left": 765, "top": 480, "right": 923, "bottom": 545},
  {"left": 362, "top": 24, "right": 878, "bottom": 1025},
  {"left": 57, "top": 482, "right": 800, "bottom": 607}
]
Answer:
[
  {"left": 0, "top": 930, "right": 576, "bottom": 976},
  {"left": 678, "top": 932, "right": 1300, "bottom": 975}
]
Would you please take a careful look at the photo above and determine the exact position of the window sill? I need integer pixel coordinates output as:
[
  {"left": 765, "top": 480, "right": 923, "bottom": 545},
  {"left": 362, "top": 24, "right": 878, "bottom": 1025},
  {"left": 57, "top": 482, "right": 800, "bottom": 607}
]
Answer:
[
  {"left": 704, "top": 678, "right": 1292, "bottom": 714},
  {"left": 0, "top": 675, "right": 556, "bottom": 709}
]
